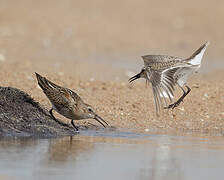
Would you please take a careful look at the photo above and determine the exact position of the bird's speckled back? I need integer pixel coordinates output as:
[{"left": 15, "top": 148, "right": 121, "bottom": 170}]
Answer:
[{"left": 142, "top": 55, "right": 184, "bottom": 71}]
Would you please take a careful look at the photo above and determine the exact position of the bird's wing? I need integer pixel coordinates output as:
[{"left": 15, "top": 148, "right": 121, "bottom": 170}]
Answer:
[
  {"left": 142, "top": 55, "right": 184, "bottom": 71},
  {"left": 35, "top": 73, "right": 79, "bottom": 108},
  {"left": 142, "top": 55, "right": 183, "bottom": 64},
  {"left": 150, "top": 67, "right": 179, "bottom": 114},
  {"left": 67, "top": 89, "right": 83, "bottom": 103},
  {"left": 186, "top": 41, "right": 209, "bottom": 66},
  {"left": 46, "top": 88, "right": 73, "bottom": 106},
  {"left": 36, "top": 73, "right": 62, "bottom": 91}
]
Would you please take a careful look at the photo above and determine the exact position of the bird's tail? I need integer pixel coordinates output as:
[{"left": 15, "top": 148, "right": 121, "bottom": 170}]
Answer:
[
  {"left": 186, "top": 41, "right": 209, "bottom": 66},
  {"left": 35, "top": 72, "right": 59, "bottom": 92}
]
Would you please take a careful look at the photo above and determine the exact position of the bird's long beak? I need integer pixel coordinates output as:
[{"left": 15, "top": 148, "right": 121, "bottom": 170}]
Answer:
[
  {"left": 94, "top": 114, "right": 109, "bottom": 128},
  {"left": 129, "top": 72, "right": 141, "bottom": 83}
]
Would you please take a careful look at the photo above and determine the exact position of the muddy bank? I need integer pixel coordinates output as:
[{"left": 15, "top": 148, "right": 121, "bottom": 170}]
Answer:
[{"left": 0, "top": 86, "right": 77, "bottom": 137}]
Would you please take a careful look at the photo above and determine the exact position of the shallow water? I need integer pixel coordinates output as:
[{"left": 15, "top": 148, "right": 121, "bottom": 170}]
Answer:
[{"left": 1, "top": 129, "right": 224, "bottom": 180}]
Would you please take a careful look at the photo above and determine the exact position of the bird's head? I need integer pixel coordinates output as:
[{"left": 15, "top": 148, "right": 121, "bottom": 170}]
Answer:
[
  {"left": 129, "top": 67, "right": 150, "bottom": 83},
  {"left": 81, "top": 103, "right": 109, "bottom": 127}
]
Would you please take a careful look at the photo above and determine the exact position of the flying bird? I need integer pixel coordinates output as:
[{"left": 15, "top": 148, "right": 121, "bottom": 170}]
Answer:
[{"left": 129, "top": 42, "right": 209, "bottom": 114}]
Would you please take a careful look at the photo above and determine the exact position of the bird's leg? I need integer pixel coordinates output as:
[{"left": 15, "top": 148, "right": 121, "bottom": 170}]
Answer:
[
  {"left": 49, "top": 108, "right": 57, "bottom": 120},
  {"left": 165, "top": 88, "right": 186, "bottom": 109},
  {"left": 170, "top": 85, "right": 191, "bottom": 109},
  {"left": 165, "top": 85, "right": 191, "bottom": 109},
  {"left": 71, "top": 120, "right": 79, "bottom": 131},
  {"left": 49, "top": 108, "right": 70, "bottom": 127}
]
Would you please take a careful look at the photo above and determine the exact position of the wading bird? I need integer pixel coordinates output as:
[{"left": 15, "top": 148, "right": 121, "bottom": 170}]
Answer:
[{"left": 35, "top": 73, "right": 108, "bottom": 131}]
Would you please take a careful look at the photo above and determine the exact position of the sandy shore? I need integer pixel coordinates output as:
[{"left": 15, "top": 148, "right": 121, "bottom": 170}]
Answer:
[
  {"left": 0, "top": 60, "right": 223, "bottom": 134},
  {"left": 0, "top": 0, "right": 224, "bottom": 135}
]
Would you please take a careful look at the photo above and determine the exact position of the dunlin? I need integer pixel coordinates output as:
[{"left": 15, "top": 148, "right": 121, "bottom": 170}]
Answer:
[
  {"left": 129, "top": 42, "right": 209, "bottom": 114},
  {"left": 35, "top": 73, "right": 108, "bottom": 131}
]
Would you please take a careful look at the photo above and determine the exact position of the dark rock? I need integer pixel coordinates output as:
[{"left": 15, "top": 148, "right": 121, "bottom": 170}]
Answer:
[{"left": 0, "top": 87, "right": 77, "bottom": 137}]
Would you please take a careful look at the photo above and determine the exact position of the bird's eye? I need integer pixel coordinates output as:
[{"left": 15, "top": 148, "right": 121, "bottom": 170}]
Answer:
[{"left": 88, "top": 108, "right": 93, "bottom": 112}]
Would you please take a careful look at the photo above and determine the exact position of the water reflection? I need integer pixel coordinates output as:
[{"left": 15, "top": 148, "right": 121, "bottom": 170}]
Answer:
[
  {"left": 0, "top": 131, "right": 224, "bottom": 180},
  {"left": 149, "top": 144, "right": 183, "bottom": 180},
  {"left": 47, "top": 136, "right": 94, "bottom": 163}
]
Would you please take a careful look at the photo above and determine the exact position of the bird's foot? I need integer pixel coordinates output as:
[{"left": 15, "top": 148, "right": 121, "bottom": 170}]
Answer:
[
  {"left": 71, "top": 120, "right": 79, "bottom": 131},
  {"left": 72, "top": 125, "right": 79, "bottom": 132},
  {"left": 165, "top": 99, "right": 184, "bottom": 109}
]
